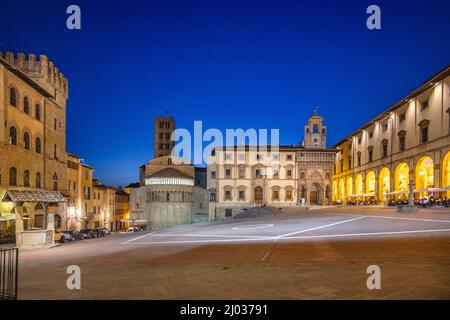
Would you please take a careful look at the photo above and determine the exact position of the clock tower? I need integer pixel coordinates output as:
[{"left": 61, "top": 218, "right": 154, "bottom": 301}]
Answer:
[{"left": 302, "top": 109, "right": 327, "bottom": 149}]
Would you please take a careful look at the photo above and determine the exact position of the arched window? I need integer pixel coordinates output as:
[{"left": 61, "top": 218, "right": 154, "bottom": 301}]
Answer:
[
  {"left": 9, "top": 167, "right": 17, "bottom": 186},
  {"left": 313, "top": 124, "right": 319, "bottom": 134},
  {"left": 418, "top": 119, "right": 430, "bottom": 144},
  {"left": 36, "top": 172, "right": 41, "bottom": 188},
  {"left": 24, "top": 170, "right": 30, "bottom": 187},
  {"left": 9, "top": 127, "right": 17, "bottom": 145},
  {"left": 24, "top": 132, "right": 30, "bottom": 150},
  {"left": 35, "top": 104, "right": 41, "bottom": 121},
  {"left": 53, "top": 144, "right": 58, "bottom": 159},
  {"left": 53, "top": 173, "right": 58, "bottom": 191},
  {"left": 36, "top": 137, "right": 41, "bottom": 154},
  {"left": 54, "top": 118, "right": 57, "bottom": 130},
  {"left": 24, "top": 97, "right": 30, "bottom": 114},
  {"left": 10, "top": 88, "right": 17, "bottom": 106}
]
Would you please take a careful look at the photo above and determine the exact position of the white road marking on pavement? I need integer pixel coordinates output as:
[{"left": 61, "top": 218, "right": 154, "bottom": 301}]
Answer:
[
  {"left": 122, "top": 227, "right": 450, "bottom": 245},
  {"left": 232, "top": 224, "right": 274, "bottom": 230},
  {"left": 120, "top": 232, "right": 155, "bottom": 244},
  {"left": 322, "top": 211, "right": 450, "bottom": 224},
  {"left": 276, "top": 216, "right": 366, "bottom": 239},
  {"left": 363, "top": 215, "right": 450, "bottom": 224},
  {"left": 146, "top": 233, "right": 273, "bottom": 239},
  {"left": 124, "top": 237, "right": 276, "bottom": 245},
  {"left": 282, "top": 228, "right": 450, "bottom": 240}
]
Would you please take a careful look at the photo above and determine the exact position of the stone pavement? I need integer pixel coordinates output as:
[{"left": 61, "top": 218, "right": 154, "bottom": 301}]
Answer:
[{"left": 16, "top": 207, "right": 450, "bottom": 300}]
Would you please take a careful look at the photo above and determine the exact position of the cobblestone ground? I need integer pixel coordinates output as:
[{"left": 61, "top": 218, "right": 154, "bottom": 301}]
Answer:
[{"left": 16, "top": 207, "right": 450, "bottom": 300}]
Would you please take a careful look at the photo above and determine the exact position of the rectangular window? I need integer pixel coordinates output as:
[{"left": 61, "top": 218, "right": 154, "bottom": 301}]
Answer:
[
  {"left": 287, "top": 169, "right": 292, "bottom": 178},
  {"left": 239, "top": 168, "right": 245, "bottom": 179},
  {"left": 368, "top": 150, "right": 373, "bottom": 162},
  {"left": 358, "top": 137, "right": 362, "bottom": 144},
  {"left": 382, "top": 144, "right": 388, "bottom": 158},
  {"left": 256, "top": 169, "right": 262, "bottom": 177},
  {"left": 273, "top": 169, "right": 279, "bottom": 178},
  {"left": 369, "top": 131, "right": 373, "bottom": 138},
  {"left": 286, "top": 190, "right": 292, "bottom": 200},
  {"left": 399, "top": 136, "right": 405, "bottom": 152},
  {"left": 421, "top": 99, "right": 429, "bottom": 111},
  {"left": 287, "top": 154, "right": 293, "bottom": 160},
  {"left": 239, "top": 190, "right": 245, "bottom": 199},
  {"left": 421, "top": 127, "right": 428, "bottom": 143},
  {"left": 225, "top": 168, "right": 231, "bottom": 177},
  {"left": 382, "top": 123, "right": 388, "bottom": 132},
  {"left": 211, "top": 171, "right": 216, "bottom": 179},
  {"left": 272, "top": 190, "right": 279, "bottom": 200},
  {"left": 357, "top": 154, "right": 361, "bottom": 167},
  {"left": 399, "top": 113, "right": 406, "bottom": 123},
  {"left": 225, "top": 191, "right": 231, "bottom": 200}
]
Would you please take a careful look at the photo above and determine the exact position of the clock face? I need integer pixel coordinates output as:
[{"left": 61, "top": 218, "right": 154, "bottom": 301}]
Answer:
[{"left": 313, "top": 138, "right": 319, "bottom": 144}]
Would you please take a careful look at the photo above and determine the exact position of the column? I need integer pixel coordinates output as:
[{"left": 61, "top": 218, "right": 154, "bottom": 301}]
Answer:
[{"left": 14, "top": 205, "right": 24, "bottom": 247}]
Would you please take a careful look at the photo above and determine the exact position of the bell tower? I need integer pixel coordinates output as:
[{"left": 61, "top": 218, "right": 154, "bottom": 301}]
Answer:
[{"left": 302, "top": 108, "right": 327, "bottom": 149}]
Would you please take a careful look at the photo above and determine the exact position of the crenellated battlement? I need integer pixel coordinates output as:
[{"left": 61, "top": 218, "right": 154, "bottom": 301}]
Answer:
[{"left": 0, "top": 52, "right": 69, "bottom": 98}]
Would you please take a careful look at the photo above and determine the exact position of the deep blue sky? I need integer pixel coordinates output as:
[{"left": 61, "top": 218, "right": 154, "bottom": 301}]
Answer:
[{"left": 1, "top": 0, "right": 449, "bottom": 186}]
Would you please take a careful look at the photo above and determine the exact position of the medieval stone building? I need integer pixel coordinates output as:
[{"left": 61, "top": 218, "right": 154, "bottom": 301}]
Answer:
[{"left": 208, "top": 113, "right": 337, "bottom": 219}]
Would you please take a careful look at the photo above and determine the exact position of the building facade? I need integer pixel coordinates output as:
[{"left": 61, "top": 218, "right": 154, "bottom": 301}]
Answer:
[
  {"left": 66, "top": 153, "right": 95, "bottom": 230},
  {"left": 131, "top": 155, "right": 209, "bottom": 230},
  {"left": 332, "top": 66, "right": 450, "bottom": 203},
  {"left": 208, "top": 114, "right": 337, "bottom": 219},
  {"left": 0, "top": 52, "right": 69, "bottom": 247},
  {"left": 112, "top": 188, "right": 130, "bottom": 231},
  {"left": 92, "top": 180, "right": 115, "bottom": 230}
]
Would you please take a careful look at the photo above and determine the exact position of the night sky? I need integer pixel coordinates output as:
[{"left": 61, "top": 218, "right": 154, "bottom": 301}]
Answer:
[{"left": 1, "top": 0, "right": 449, "bottom": 186}]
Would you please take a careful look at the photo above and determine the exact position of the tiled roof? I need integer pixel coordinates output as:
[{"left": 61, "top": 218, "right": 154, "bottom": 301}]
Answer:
[
  {"left": 149, "top": 168, "right": 193, "bottom": 179},
  {"left": 2, "top": 190, "right": 67, "bottom": 203}
]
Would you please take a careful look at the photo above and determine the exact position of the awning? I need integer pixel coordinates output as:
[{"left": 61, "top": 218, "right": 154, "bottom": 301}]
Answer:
[
  {"left": 414, "top": 188, "right": 429, "bottom": 193},
  {"left": 362, "top": 192, "right": 376, "bottom": 197},
  {"left": 387, "top": 190, "right": 409, "bottom": 195},
  {"left": 2, "top": 190, "right": 67, "bottom": 203},
  {"left": 428, "top": 186, "right": 450, "bottom": 192}
]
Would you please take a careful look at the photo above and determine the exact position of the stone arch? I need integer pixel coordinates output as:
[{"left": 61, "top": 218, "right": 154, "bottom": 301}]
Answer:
[
  {"left": 415, "top": 155, "right": 434, "bottom": 197},
  {"left": 378, "top": 167, "right": 390, "bottom": 202},
  {"left": 441, "top": 151, "right": 450, "bottom": 197},
  {"left": 346, "top": 176, "right": 353, "bottom": 197},
  {"left": 355, "top": 174, "right": 363, "bottom": 196},
  {"left": 366, "top": 171, "right": 376, "bottom": 194}
]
